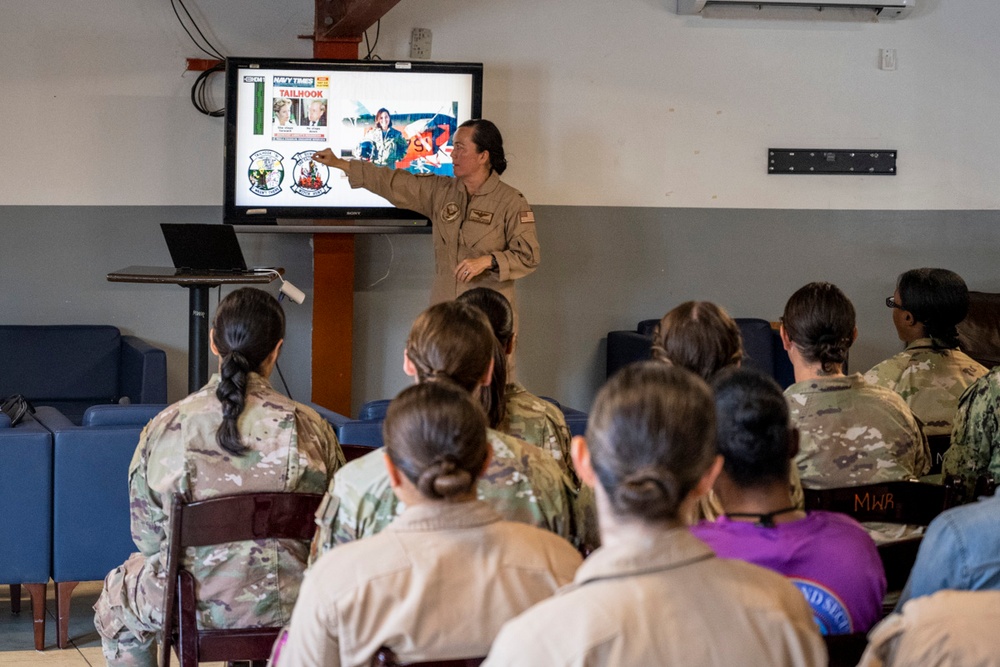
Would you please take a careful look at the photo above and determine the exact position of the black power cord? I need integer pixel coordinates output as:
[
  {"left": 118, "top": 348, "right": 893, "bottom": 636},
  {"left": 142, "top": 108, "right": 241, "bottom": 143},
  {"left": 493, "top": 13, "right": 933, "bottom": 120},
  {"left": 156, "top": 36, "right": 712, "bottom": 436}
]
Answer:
[{"left": 191, "top": 61, "right": 226, "bottom": 117}]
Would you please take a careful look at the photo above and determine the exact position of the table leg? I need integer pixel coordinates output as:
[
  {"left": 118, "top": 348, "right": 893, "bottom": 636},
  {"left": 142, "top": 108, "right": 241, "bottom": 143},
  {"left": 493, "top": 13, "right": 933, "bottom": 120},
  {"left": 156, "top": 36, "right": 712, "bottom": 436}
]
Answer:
[{"left": 188, "top": 285, "right": 210, "bottom": 393}]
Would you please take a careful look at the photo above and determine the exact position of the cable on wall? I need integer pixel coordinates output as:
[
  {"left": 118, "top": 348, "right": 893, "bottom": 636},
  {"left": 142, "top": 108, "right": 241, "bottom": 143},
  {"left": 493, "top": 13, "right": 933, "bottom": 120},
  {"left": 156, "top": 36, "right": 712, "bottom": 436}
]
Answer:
[
  {"left": 363, "top": 20, "right": 382, "bottom": 60},
  {"left": 170, "top": 0, "right": 225, "bottom": 59}
]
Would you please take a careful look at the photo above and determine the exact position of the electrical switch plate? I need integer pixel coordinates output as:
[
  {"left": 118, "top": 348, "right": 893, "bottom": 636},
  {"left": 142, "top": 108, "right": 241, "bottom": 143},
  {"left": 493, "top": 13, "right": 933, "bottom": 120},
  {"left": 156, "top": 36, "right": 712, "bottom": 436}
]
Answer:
[
  {"left": 410, "top": 28, "right": 432, "bottom": 60},
  {"left": 880, "top": 48, "right": 897, "bottom": 71}
]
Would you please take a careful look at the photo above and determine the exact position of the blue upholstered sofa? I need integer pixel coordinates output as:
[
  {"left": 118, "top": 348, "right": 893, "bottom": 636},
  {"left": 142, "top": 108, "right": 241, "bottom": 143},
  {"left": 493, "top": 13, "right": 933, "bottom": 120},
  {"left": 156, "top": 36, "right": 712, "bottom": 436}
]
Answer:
[
  {"left": 313, "top": 396, "right": 589, "bottom": 450},
  {"left": 0, "top": 325, "right": 167, "bottom": 424}
]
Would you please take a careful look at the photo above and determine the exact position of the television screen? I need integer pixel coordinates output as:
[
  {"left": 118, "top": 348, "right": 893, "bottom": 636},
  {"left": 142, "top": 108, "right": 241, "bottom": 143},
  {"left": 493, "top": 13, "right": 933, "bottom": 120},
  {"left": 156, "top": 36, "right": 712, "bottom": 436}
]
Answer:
[{"left": 224, "top": 58, "right": 483, "bottom": 226}]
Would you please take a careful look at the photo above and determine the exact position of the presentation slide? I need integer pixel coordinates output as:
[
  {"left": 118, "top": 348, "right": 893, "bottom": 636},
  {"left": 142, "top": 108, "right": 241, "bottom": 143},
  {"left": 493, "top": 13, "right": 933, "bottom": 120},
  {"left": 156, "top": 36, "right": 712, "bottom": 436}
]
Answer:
[{"left": 232, "top": 67, "right": 475, "bottom": 210}]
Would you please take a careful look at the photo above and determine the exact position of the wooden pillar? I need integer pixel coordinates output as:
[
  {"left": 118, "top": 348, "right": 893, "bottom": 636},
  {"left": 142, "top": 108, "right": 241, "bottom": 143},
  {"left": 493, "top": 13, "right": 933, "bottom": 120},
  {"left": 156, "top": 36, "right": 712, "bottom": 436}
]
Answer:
[{"left": 310, "top": 37, "right": 361, "bottom": 414}]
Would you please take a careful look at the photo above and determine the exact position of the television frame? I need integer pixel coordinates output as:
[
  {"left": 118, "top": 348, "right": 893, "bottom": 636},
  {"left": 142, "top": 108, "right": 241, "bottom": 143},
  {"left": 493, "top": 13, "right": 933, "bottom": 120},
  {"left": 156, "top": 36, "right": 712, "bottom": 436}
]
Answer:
[{"left": 223, "top": 57, "right": 483, "bottom": 229}]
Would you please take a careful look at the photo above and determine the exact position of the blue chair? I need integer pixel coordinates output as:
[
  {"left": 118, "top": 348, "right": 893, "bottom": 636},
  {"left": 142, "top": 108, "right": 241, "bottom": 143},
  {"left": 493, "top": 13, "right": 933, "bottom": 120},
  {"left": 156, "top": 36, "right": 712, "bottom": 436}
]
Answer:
[
  {"left": 606, "top": 317, "right": 796, "bottom": 388},
  {"left": 309, "top": 401, "right": 386, "bottom": 449},
  {"left": 0, "top": 409, "right": 53, "bottom": 650},
  {"left": 0, "top": 325, "right": 167, "bottom": 424},
  {"left": 1, "top": 408, "right": 55, "bottom": 650},
  {"left": 34, "top": 403, "right": 166, "bottom": 648}
]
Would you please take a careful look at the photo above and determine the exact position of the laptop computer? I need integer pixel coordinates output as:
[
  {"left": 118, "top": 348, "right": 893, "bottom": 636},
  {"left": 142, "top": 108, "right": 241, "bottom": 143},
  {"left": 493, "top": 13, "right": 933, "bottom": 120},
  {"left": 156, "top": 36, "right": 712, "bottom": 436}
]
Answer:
[{"left": 161, "top": 223, "right": 248, "bottom": 273}]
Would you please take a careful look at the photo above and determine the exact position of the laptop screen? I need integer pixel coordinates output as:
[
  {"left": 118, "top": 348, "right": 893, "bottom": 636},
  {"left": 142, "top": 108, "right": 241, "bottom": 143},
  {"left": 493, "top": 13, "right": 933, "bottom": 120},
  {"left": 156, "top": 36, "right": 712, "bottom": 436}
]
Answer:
[{"left": 161, "top": 224, "right": 248, "bottom": 273}]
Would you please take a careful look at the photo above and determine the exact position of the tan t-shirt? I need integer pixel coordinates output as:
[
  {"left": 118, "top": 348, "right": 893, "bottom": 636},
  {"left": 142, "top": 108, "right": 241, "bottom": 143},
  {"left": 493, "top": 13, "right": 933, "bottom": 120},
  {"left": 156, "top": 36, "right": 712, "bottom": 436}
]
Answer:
[
  {"left": 485, "top": 528, "right": 826, "bottom": 667},
  {"left": 278, "top": 501, "right": 581, "bottom": 667}
]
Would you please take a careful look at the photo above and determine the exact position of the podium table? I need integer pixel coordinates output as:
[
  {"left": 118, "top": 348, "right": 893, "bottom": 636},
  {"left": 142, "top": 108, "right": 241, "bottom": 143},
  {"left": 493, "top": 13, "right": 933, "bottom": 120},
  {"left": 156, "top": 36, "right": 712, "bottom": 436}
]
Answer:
[{"left": 107, "top": 266, "right": 281, "bottom": 393}]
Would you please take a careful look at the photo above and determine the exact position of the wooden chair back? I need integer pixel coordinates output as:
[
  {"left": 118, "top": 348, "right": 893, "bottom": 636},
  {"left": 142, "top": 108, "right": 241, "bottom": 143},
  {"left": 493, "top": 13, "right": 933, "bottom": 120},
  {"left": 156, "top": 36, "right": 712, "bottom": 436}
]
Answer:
[
  {"left": 803, "top": 479, "right": 960, "bottom": 525},
  {"left": 160, "top": 492, "right": 323, "bottom": 667},
  {"left": 371, "top": 647, "right": 485, "bottom": 667},
  {"left": 342, "top": 443, "right": 379, "bottom": 462}
]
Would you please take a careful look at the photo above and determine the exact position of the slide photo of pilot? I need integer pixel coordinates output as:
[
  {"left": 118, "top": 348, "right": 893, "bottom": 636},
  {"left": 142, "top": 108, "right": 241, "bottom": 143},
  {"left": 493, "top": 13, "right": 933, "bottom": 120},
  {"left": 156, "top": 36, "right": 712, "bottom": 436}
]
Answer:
[{"left": 342, "top": 101, "right": 459, "bottom": 175}]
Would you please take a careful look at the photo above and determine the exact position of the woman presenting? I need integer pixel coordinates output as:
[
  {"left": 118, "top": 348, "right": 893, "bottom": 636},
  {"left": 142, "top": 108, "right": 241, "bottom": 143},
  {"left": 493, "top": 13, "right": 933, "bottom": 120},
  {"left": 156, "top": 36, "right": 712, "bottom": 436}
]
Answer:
[{"left": 313, "top": 119, "right": 539, "bottom": 305}]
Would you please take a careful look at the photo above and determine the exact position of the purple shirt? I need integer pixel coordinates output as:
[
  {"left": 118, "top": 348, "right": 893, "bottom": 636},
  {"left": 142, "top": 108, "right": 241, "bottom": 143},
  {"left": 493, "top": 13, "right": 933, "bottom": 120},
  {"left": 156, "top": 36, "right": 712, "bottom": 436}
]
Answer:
[{"left": 691, "top": 511, "right": 886, "bottom": 635}]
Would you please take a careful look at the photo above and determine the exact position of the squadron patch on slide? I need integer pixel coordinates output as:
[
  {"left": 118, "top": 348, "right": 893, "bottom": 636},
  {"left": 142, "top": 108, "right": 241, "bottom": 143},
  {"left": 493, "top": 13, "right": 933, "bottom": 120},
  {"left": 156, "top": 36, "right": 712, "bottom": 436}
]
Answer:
[
  {"left": 248, "top": 150, "right": 285, "bottom": 197},
  {"left": 290, "top": 151, "right": 331, "bottom": 197}
]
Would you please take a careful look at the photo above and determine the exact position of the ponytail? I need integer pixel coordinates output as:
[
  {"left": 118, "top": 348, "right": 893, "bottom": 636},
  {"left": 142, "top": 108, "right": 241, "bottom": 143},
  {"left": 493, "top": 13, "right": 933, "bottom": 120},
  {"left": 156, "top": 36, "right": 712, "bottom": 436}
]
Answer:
[{"left": 211, "top": 288, "right": 285, "bottom": 456}]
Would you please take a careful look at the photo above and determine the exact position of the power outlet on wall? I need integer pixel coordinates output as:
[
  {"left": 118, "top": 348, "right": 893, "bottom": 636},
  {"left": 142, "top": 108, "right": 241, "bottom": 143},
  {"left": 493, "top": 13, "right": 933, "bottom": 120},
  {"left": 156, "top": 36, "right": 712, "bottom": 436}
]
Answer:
[{"left": 410, "top": 28, "right": 432, "bottom": 60}]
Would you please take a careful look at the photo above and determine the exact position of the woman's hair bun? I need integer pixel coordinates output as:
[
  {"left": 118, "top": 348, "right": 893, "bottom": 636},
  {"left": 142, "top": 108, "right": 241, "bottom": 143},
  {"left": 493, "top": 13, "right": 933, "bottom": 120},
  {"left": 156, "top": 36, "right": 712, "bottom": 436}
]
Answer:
[
  {"left": 416, "top": 457, "right": 475, "bottom": 499},
  {"left": 612, "top": 467, "right": 681, "bottom": 520}
]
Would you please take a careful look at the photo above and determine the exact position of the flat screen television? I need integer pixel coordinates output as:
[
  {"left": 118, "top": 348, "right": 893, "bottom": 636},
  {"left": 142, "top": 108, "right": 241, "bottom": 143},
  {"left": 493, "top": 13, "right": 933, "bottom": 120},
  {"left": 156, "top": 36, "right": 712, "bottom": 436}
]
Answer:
[{"left": 223, "top": 57, "right": 483, "bottom": 228}]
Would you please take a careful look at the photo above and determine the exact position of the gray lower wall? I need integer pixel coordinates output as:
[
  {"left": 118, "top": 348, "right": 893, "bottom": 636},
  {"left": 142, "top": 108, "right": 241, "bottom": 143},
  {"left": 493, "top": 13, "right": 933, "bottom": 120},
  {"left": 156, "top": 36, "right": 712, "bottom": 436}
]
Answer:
[{"left": 4, "top": 206, "right": 998, "bottom": 414}]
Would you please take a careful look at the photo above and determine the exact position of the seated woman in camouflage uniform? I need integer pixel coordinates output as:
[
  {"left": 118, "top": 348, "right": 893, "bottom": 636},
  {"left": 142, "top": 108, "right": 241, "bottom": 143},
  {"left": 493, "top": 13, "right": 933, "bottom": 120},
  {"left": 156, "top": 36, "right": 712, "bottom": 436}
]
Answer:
[
  {"left": 93, "top": 288, "right": 344, "bottom": 667},
  {"left": 310, "top": 300, "right": 594, "bottom": 561},
  {"left": 865, "top": 268, "right": 987, "bottom": 438},
  {"left": 273, "top": 382, "right": 581, "bottom": 667},
  {"left": 456, "top": 287, "right": 574, "bottom": 481},
  {"left": 781, "top": 282, "right": 930, "bottom": 542},
  {"left": 650, "top": 301, "right": 803, "bottom": 520}
]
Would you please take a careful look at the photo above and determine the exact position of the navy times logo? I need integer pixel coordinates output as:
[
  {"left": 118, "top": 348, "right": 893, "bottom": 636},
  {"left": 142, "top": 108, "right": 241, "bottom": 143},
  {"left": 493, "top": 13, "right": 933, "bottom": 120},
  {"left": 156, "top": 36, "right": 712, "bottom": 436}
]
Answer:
[
  {"left": 248, "top": 150, "right": 284, "bottom": 197},
  {"left": 290, "top": 151, "right": 331, "bottom": 197}
]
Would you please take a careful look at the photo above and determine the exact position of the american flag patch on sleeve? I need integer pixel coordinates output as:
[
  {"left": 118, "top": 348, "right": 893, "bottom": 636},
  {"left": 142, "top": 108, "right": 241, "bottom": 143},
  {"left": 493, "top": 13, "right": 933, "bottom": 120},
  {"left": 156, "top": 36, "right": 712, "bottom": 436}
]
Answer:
[{"left": 519, "top": 211, "right": 535, "bottom": 224}]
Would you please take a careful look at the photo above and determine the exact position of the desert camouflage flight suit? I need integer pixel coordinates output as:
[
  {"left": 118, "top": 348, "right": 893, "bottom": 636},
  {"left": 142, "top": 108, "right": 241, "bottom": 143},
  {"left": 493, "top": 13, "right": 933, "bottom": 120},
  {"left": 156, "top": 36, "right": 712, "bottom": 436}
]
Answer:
[
  {"left": 786, "top": 373, "right": 930, "bottom": 543},
  {"left": 864, "top": 338, "right": 987, "bottom": 437},
  {"left": 502, "top": 382, "right": 575, "bottom": 485},
  {"left": 93, "top": 374, "right": 344, "bottom": 667},
  {"left": 347, "top": 160, "right": 539, "bottom": 305},
  {"left": 942, "top": 367, "right": 1000, "bottom": 496},
  {"left": 310, "top": 428, "right": 598, "bottom": 563}
]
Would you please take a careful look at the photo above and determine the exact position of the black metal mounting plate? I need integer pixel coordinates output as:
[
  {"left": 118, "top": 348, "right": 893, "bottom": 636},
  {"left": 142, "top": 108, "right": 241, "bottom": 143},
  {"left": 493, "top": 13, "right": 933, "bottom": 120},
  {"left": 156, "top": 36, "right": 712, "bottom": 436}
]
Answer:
[{"left": 768, "top": 149, "right": 897, "bottom": 175}]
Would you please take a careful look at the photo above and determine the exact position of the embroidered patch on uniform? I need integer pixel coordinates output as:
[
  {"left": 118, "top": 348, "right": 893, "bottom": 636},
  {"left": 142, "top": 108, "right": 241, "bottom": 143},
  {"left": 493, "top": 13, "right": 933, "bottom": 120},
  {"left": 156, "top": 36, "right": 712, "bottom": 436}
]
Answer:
[
  {"left": 519, "top": 211, "right": 535, "bottom": 224},
  {"left": 469, "top": 209, "right": 494, "bottom": 224},
  {"left": 442, "top": 202, "right": 461, "bottom": 222}
]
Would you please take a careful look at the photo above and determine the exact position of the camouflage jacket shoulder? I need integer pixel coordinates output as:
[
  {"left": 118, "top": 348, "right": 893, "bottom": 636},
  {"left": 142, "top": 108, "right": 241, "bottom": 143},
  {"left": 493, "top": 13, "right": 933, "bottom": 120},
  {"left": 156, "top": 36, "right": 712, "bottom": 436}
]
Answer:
[
  {"left": 942, "top": 367, "right": 1000, "bottom": 496},
  {"left": 128, "top": 373, "right": 342, "bottom": 628},
  {"left": 311, "top": 428, "right": 594, "bottom": 562},
  {"left": 863, "top": 339, "right": 988, "bottom": 436},
  {"left": 785, "top": 373, "right": 930, "bottom": 489},
  {"left": 502, "top": 382, "right": 574, "bottom": 481}
]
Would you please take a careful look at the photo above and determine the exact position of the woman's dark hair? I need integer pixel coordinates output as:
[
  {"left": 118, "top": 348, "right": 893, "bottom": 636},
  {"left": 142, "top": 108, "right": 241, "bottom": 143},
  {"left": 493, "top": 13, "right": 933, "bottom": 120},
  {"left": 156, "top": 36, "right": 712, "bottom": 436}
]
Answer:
[
  {"left": 586, "top": 361, "right": 716, "bottom": 522},
  {"left": 383, "top": 382, "right": 489, "bottom": 501},
  {"left": 782, "top": 282, "right": 855, "bottom": 375},
  {"left": 897, "top": 268, "right": 969, "bottom": 350},
  {"left": 459, "top": 119, "right": 507, "bottom": 175},
  {"left": 406, "top": 301, "right": 498, "bottom": 424},
  {"left": 213, "top": 288, "right": 285, "bottom": 456},
  {"left": 456, "top": 288, "right": 513, "bottom": 428},
  {"left": 712, "top": 368, "right": 791, "bottom": 488},
  {"left": 651, "top": 301, "right": 743, "bottom": 381}
]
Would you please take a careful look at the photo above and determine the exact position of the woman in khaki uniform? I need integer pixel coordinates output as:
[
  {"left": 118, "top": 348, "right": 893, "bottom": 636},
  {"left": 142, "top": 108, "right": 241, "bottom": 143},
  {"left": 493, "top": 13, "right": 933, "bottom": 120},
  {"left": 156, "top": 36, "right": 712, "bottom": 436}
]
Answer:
[
  {"left": 485, "top": 362, "right": 825, "bottom": 667},
  {"left": 273, "top": 381, "right": 581, "bottom": 667},
  {"left": 313, "top": 119, "right": 539, "bottom": 306}
]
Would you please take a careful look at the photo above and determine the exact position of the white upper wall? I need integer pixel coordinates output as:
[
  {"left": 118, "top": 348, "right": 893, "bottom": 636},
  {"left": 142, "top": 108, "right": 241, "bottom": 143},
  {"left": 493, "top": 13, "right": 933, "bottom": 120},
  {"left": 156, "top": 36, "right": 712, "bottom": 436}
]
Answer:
[{"left": 4, "top": 0, "right": 996, "bottom": 209}]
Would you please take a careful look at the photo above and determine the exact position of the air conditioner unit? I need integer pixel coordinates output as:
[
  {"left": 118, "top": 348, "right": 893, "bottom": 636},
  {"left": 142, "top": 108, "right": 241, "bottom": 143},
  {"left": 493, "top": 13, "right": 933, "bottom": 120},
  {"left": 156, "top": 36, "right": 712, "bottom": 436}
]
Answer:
[{"left": 677, "top": 0, "right": 915, "bottom": 19}]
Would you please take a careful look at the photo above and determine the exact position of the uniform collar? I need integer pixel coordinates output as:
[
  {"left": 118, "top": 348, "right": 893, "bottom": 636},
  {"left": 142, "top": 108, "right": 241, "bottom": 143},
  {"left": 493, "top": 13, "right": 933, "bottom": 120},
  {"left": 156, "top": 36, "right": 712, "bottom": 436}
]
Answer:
[
  {"left": 471, "top": 170, "right": 502, "bottom": 197},
  {"left": 786, "top": 372, "right": 864, "bottom": 394},
  {"left": 566, "top": 527, "right": 714, "bottom": 591},
  {"left": 505, "top": 381, "right": 528, "bottom": 397},
  {"left": 388, "top": 499, "right": 503, "bottom": 532},
  {"left": 904, "top": 337, "right": 937, "bottom": 351}
]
